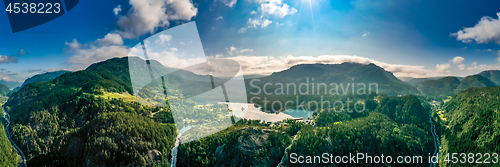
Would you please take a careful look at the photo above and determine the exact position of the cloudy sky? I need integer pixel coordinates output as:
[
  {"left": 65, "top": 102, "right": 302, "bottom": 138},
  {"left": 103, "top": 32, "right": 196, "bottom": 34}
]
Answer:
[{"left": 1, "top": 0, "right": 500, "bottom": 82}]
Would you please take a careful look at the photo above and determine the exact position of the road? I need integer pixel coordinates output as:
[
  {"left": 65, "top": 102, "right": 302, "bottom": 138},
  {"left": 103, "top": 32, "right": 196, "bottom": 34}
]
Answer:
[
  {"left": 2, "top": 106, "right": 27, "bottom": 167},
  {"left": 429, "top": 108, "right": 441, "bottom": 167}
]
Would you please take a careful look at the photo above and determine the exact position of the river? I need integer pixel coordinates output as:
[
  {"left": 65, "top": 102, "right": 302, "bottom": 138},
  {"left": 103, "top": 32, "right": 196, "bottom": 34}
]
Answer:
[
  {"left": 169, "top": 133, "right": 181, "bottom": 167},
  {"left": 2, "top": 106, "right": 27, "bottom": 167},
  {"left": 429, "top": 108, "right": 441, "bottom": 167},
  {"left": 276, "top": 131, "right": 300, "bottom": 167}
]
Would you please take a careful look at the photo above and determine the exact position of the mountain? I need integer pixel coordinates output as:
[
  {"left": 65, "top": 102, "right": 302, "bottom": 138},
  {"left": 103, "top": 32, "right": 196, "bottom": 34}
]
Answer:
[
  {"left": 404, "top": 77, "right": 441, "bottom": 87},
  {"left": 439, "top": 86, "right": 500, "bottom": 167},
  {"left": 417, "top": 77, "right": 461, "bottom": 97},
  {"left": 21, "top": 70, "right": 70, "bottom": 88},
  {"left": 397, "top": 77, "right": 415, "bottom": 82},
  {"left": 456, "top": 74, "right": 496, "bottom": 91},
  {"left": 244, "top": 63, "right": 422, "bottom": 112},
  {"left": 285, "top": 95, "right": 433, "bottom": 167},
  {"left": 2, "top": 56, "right": 450, "bottom": 166},
  {"left": 252, "top": 63, "right": 418, "bottom": 95},
  {"left": 178, "top": 120, "right": 295, "bottom": 167},
  {"left": 0, "top": 84, "right": 10, "bottom": 97},
  {"left": 6, "top": 86, "right": 20, "bottom": 97},
  {"left": 243, "top": 74, "right": 267, "bottom": 79},
  {"left": 245, "top": 63, "right": 419, "bottom": 111},
  {"left": 478, "top": 70, "right": 500, "bottom": 85},
  {"left": 0, "top": 80, "right": 22, "bottom": 90},
  {"left": 5, "top": 57, "right": 178, "bottom": 166}
]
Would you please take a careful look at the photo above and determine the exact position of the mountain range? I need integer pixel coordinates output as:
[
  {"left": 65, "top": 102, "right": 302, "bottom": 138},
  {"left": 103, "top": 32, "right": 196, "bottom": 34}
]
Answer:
[
  {"left": 0, "top": 84, "right": 10, "bottom": 97},
  {"left": 247, "top": 62, "right": 420, "bottom": 96},
  {"left": 4, "top": 56, "right": 500, "bottom": 166},
  {"left": 0, "top": 80, "right": 22, "bottom": 90},
  {"left": 412, "top": 73, "right": 498, "bottom": 98},
  {"left": 21, "top": 71, "right": 71, "bottom": 88}
]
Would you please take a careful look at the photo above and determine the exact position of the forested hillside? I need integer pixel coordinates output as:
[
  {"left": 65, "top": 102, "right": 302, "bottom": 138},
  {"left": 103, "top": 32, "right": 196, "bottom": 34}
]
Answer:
[
  {"left": 177, "top": 119, "right": 300, "bottom": 166},
  {"left": 246, "top": 63, "right": 419, "bottom": 112},
  {"left": 417, "top": 77, "right": 461, "bottom": 98},
  {"left": 0, "top": 97, "right": 17, "bottom": 167},
  {"left": 247, "top": 63, "right": 418, "bottom": 96},
  {"left": 0, "top": 80, "right": 22, "bottom": 90},
  {"left": 456, "top": 75, "right": 496, "bottom": 91},
  {"left": 0, "top": 124, "right": 17, "bottom": 167},
  {"left": 0, "top": 84, "right": 10, "bottom": 97},
  {"left": 478, "top": 70, "right": 500, "bottom": 85},
  {"left": 439, "top": 86, "right": 500, "bottom": 166},
  {"left": 284, "top": 95, "right": 433, "bottom": 167},
  {"left": 21, "top": 71, "right": 70, "bottom": 88},
  {"left": 4, "top": 57, "right": 178, "bottom": 166},
  {"left": 6, "top": 56, "right": 496, "bottom": 167}
]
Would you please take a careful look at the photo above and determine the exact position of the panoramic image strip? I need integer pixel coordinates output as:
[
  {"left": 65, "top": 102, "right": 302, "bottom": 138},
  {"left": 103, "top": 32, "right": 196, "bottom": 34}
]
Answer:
[{"left": 1, "top": 0, "right": 500, "bottom": 166}]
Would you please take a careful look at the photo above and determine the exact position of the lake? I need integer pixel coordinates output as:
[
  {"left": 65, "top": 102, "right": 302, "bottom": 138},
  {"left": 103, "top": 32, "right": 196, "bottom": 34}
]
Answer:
[
  {"left": 226, "top": 102, "right": 313, "bottom": 122},
  {"left": 282, "top": 109, "right": 314, "bottom": 119}
]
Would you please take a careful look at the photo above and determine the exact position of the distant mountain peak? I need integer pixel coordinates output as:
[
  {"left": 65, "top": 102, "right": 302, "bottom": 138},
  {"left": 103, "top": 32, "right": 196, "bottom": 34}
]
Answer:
[
  {"left": 252, "top": 62, "right": 418, "bottom": 96},
  {"left": 478, "top": 70, "right": 500, "bottom": 85},
  {"left": 456, "top": 74, "right": 496, "bottom": 91},
  {"left": 21, "top": 70, "right": 71, "bottom": 88}
]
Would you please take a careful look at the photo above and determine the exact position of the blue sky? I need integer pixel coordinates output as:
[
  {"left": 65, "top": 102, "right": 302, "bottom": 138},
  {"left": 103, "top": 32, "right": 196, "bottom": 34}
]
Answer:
[{"left": 1, "top": 0, "right": 500, "bottom": 82}]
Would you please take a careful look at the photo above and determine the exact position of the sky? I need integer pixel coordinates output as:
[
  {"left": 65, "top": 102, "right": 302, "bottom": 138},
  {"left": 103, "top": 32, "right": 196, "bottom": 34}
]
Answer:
[{"left": 2, "top": 0, "right": 500, "bottom": 82}]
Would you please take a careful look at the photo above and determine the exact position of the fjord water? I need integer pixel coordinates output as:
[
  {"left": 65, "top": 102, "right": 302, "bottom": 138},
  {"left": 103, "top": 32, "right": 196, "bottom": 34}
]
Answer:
[{"left": 227, "top": 102, "right": 313, "bottom": 122}]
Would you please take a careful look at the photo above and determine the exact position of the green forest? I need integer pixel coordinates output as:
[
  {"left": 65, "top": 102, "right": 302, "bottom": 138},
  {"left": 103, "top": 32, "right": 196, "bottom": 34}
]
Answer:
[
  {"left": 0, "top": 94, "right": 18, "bottom": 167},
  {"left": 0, "top": 124, "right": 17, "bottom": 167},
  {"left": 3, "top": 56, "right": 500, "bottom": 166},
  {"left": 439, "top": 87, "right": 500, "bottom": 167}
]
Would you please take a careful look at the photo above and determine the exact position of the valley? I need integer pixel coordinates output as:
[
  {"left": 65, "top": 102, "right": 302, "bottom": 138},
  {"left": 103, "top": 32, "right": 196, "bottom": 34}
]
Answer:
[
  {"left": 1, "top": 57, "right": 499, "bottom": 166},
  {"left": 3, "top": 106, "right": 27, "bottom": 167}
]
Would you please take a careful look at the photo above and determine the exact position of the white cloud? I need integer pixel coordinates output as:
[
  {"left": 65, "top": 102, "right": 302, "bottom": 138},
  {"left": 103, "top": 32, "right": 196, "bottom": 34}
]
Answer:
[
  {"left": 247, "top": 18, "right": 259, "bottom": 28},
  {"left": 227, "top": 46, "right": 253, "bottom": 56},
  {"left": 240, "top": 0, "right": 296, "bottom": 33},
  {"left": 435, "top": 63, "right": 451, "bottom": 75},
  {"left": 113, "top": 5, "right": 122, "bottom": 15},
  {"left": 452, "top": 56, "right": 465, "bottom": 64},
  {"left": 452, "top": 12, "right": 500, "bottom": 44},
  {"left": 221, "top": 0, "right": 237, "bottom": 7},
  {"left": 248, "top": 18, "right": 273, "bottom": 28},
  {"left": 65, "top": 39, "right": 82, "bottom": 50},
  {"left": 238, "top": 28, "right": 247, "bottom": 34},
  {"left": 0, "top": 69, "right": 21, "bottom": 82},
  {"left": 68, "top": 45, "right": 129, "bottom": 70},
  {"left": 449, "top": 54, "right": 500, "bottom": 73},
  {"left": 96, "top": 33, "right": 124, "bottom": 46},
  {"left": 362, "top": 32, "right": 369, "bottom": 38},
  {"left": 0, "top": 55, "right": 17, "bottom": 64},
  {"left": 18, "top": 49, "right": 26, "bottom": 56},
  {"left": 262, "top": 19, "right": 272, "bottom": 27},
  {"left": 259, "top": 0, "right": 297, "bottom": 18},
  {"left": 66, "top": 34, "right": 130, "bottom": 70},
  {"left": 457, "top": 64, "right": 466, "bottom": 70},
  {"left": 155, "top": 34, "right": 173, "bottom": 44},
  {"left": 117, "top": 0, "right": 197, "bottom": 39},
  {"left": 220, "top": 55, "right": 453, "bottom": 78},
  {"left": 216, "top": 16, "right": 224, "bottom": 20},
  {"left": 129, "top": 44, "right": 206, "bottom": 70},
  {"left": 464, "top": 62, "right": 500, "bottom": 72},
  {"left": 276, "top": 22, "right": 283, "bottom": 27}
]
